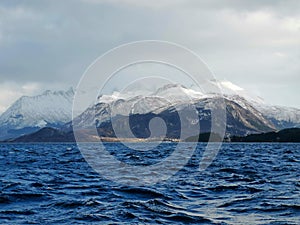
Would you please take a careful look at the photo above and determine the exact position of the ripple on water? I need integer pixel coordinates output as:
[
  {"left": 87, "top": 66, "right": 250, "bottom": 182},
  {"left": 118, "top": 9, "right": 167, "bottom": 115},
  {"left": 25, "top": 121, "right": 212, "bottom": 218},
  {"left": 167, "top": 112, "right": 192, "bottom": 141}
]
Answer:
[{"left": 0, "top": 143, "right": 299, "bottom": 224}]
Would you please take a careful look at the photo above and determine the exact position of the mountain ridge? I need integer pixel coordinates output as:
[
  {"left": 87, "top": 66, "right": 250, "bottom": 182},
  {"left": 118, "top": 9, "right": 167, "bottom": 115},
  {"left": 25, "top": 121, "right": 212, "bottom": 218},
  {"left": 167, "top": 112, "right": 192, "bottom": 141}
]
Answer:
[{"left": 1, "top": 81, "right": 300, "bottom": 141}]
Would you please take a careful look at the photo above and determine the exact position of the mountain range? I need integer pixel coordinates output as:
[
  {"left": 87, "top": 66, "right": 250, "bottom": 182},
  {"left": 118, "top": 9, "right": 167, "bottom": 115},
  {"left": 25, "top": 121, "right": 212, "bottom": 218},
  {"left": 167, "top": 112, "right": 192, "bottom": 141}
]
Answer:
[{"left": 1, "top": 81, "right": 300, "bottom": 142}]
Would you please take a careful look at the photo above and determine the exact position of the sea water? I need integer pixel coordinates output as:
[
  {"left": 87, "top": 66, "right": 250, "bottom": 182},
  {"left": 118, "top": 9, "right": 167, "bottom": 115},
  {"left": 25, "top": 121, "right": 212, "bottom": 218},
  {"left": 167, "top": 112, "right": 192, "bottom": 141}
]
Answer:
[{"left": 0, "top": 143, "right": 299, "bottom": 224}]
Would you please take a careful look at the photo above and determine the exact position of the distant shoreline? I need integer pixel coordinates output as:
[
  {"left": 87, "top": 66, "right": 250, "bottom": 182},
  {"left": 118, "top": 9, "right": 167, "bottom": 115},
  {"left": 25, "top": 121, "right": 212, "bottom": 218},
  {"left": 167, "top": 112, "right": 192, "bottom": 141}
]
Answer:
[{"left": 2, "top": 127, "right": 300, "bottom": 143}]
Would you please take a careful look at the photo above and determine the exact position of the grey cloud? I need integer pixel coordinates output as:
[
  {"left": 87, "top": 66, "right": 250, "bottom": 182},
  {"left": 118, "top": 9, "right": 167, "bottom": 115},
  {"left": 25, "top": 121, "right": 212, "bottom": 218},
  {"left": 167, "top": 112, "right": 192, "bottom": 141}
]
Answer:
[{"left": 0, "top": 0, "right": 299, "bottom": 109}]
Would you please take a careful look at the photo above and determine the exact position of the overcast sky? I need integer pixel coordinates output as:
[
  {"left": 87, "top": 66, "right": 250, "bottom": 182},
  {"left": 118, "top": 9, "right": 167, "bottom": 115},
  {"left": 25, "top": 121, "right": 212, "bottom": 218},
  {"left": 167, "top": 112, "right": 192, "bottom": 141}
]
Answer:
[{"left": 0, "top": 0, "right": 299, "bottom": 113}]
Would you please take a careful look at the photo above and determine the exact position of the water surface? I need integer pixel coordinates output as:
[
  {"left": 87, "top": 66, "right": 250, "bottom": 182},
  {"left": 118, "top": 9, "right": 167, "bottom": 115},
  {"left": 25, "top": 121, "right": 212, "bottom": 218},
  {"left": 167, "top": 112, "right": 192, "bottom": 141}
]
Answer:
[{"left": 0, "top": 143, "right": 299, "bottom": 224}]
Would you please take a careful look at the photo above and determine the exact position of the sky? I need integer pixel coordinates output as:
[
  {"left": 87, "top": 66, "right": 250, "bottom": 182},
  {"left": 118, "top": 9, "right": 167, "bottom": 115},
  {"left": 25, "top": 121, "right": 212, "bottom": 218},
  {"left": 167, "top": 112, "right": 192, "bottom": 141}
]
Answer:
[{"left": 0, "top": 0, "right": 299, "bottom": 113}]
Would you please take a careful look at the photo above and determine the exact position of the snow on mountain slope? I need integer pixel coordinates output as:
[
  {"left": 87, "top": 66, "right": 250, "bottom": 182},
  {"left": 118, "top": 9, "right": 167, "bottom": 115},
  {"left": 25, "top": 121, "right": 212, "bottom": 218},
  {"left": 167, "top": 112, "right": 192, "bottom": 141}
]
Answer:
[
  {"left": 207, "top": 80, "right": 265, "bottom": 105},
  {"left": 0, "top": 88, "right": 74, "bottom": 140},
  {"left": 72, "top": 82, "right": 275, "bottom": 136},
  {"left": 207, "top": 80, "right": 300, "bottom": 128},
  {"left": 72, "top": 84, "right": 207, "bottom": 129},
  {"left": 218, "top": 81, "right": 300, "bottom": 127},
  {"left": 75, "top": 81, "right": 300, "bottom": 132},
  {"left": 153, "top": 84, "right": 204, "bottom": 102},
  {"left": 132, "top": 84, "right": 207, "bottom": 114},
  {"left": 95, "top": 84, "right": 208, "bottom": 116},
  {"left": 94, "top": 82, "right": 266, "bottom": 118},
  {"left": 254, "top": 104, "right": 300, "bottom": 129}
]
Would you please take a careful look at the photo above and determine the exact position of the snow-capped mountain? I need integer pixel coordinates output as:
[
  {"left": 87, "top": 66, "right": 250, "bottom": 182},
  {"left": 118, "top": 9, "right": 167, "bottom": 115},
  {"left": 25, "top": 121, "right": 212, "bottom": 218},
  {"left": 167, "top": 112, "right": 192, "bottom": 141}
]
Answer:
[
  {"left": 72, "top": 84, "right": 210, "bottom": 129},
  {"left": 71, "top": 82, "right": 278, "bottom": 137},
  {"left": 0, "top": 88, "right": 74, "bottom": 140},
  {"left": 3, "top": 80, "right": 300, "bottom": 142}
]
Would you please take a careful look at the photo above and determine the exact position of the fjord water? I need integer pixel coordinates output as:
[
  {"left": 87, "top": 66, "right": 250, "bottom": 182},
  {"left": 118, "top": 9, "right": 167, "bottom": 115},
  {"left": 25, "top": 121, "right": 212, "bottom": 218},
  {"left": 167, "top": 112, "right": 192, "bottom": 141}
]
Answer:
[{"left": 0, "top": 143, "right": 299, "bottom": 224}]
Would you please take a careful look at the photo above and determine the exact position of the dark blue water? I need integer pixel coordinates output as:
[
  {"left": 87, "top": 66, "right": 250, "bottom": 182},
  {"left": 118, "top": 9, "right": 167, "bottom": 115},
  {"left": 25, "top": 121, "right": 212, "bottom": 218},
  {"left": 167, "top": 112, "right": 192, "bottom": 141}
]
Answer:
[{"left": 0, "top": 143, "right": 299, "bottom": 224}]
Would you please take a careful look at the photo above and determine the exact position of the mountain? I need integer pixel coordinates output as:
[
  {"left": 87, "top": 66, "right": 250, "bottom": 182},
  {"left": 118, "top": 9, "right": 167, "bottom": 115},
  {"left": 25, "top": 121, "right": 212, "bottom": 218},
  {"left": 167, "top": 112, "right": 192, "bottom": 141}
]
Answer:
[
  {"left": 71, "top": 81, "right": 300, "bottom": 132},
  {"left": 94, "top": 97, "right": 275, "bottom": 139},
  {"left": 72, "top": 83, "right": 276, "bottom": 139},
  {"left": 0, "top": 88, "right": 74, "bottom": 140},
  {"left": 3, "top": 81, "right": 300, "bottom": 142},
  {"left": 70, "top": 84, "right": 201, "bottom": 130}
]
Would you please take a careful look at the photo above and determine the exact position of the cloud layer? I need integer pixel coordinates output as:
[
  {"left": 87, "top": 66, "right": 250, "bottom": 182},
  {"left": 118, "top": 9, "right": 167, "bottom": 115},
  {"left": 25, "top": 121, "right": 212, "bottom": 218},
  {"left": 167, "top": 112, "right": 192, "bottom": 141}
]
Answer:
[{"left": 0, "top": 0, "right": 299, "bottom": 113}]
